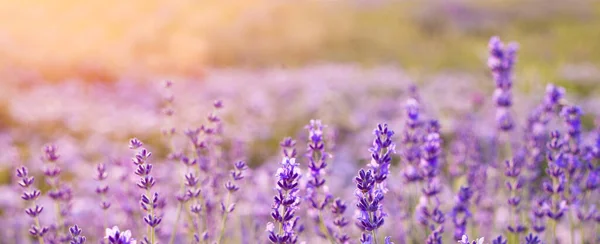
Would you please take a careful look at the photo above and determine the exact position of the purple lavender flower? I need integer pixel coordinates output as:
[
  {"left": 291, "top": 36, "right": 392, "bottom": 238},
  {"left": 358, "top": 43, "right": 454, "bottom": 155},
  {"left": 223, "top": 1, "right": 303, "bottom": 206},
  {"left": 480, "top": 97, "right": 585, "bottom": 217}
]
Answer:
[
  {"left": 561, "top": 105, "right": 583, "bottom": 146},
  {"left": 504, "top": 159, "right": 526, "bottom": 236},
  {"left": 524, "top": 233, "right": 541, "bottom": 244},
  {"left": 331, "top": 198, "right": 350, "bottom": 243},
  {"left": 457, "top": 235, "right": 484, "bottom": 244},
  {"left": 217, "top": 160, "right": 248, "bottom": 243},
  {"left": 41, "top": 144, "right": 70, "bottom": 240},
  {"left": 267, "top": 138, "right": 301, "bottom": 244},
  {"left": 491, "top": 235, "right": 507, "bottom": 244},
  {"left": 17, "top": 166, "right": 48, "bottom": 243},
  {"left": 129, "top": 139, "right": 161, "bottom": 243},
  {"left": 355, "top": 123, "right": 395, "bottom": 243},
  {"left": 488, "top": 36, "right": 518, "bottom": 132},
  {"left": 304, "top": 120, "right": 334, "bottom": 241},
  {"left": 402, "top": 99, "right": 424, "bottom": 183},
  {"left": 451, "top": 186, "right": 473, "bottom": 240},
  {"left": 105, "top": 226, "right": 136, "bottom": 244},
  {"left": 69, "top": 225, "right": 86, "bottom": 244},
  {"left": 417, "top": 129, "right": 445, "bottom": 241},
  {"left": 369, "top": 123, "right": 395, "bottom": 188},
  {"left": 530, "top": 198, "right": 546, "bottom": 234},
  {"left": 355, "top": 169, "right": 384, "bottom": 232},
  {"left": 544, "top": 130, "right": 568, "bottom": 240},
  {"left": 95, "top": 163, "right": 111, "bottom": 229}
]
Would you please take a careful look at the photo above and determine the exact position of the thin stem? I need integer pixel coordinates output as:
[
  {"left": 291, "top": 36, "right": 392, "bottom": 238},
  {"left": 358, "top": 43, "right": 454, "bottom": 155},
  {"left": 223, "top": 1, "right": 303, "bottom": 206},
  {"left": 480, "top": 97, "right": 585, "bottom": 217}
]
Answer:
[
  {"left": 33, "top": 216, "right": 45, "bottom": 244},
  {"left": 54, "top": 201, "right": 64, "bottom": 235},
  {"left": 580, "top": 225, "right": 584, "bottom": 244},
  {"left": 168, "top": 201, "right": 183, "bottom": 244},
  {"left": 146, "top": 189, "right": 155, "bottom": 244},
  {"left": 317, "top": 211, "right": 336, "bottom": 244},
  {"left": 217, "top": 192, "right": 232, "bottom": 243}
]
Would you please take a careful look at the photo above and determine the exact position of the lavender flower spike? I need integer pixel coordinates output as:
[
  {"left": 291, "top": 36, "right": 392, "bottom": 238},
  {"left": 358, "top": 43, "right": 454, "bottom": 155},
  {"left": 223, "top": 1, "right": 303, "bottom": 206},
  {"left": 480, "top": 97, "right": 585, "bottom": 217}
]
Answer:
[
  {"left": 458, "top": 235, "right": 484, "bottom": 244},
  {"left": 69, "top": 225, "right": 86, "bottom": 244},
  {"left": 105, "top": 226, "right": 136, "bottom": 244},
  {"left": 488, "top": 36, "right": 518, "bottom": 132},
  {"left": 305, "top": 120, "right": 334, "bottom": 242},
  {"left": 267, "top": 138, "right": 301, "bottom": 244},
  {"left": 129, "top": 139, "right": 161, "bottom": 244},
  {"left": 17, "top": 166, "right": 48, "bottom": 244}
]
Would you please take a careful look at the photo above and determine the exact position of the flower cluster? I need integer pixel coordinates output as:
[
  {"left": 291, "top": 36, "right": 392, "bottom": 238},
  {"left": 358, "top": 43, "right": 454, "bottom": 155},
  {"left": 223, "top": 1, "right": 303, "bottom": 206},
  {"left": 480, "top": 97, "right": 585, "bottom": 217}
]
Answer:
[
  {"left": 17, "top": 166, "right": 48, "bottom": 242},
  {"left": 488, "top": 36, "right": 518, "bottom": 131},
  {"left": 129, "top": 139, "right": 161, "bottom": 244},
  {"left": 267, "top": 138, "right": 302, "bottom": 243}
]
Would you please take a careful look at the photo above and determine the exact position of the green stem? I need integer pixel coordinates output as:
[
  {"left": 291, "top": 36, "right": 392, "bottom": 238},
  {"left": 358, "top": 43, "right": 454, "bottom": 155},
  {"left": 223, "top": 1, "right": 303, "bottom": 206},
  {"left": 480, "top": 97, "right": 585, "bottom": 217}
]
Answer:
[
  {"left": 371, "top": 230, "right": 379, "bottom": 244},
  {"left": 146, "top": 189, "right": 155, "bottom": 244},
  {"left": 217, "top": 192, "right": 232, "bottom": 243},
  {"left": 580, "top": 225, "right": 584, "bottom": 244},
  {"left": 317, "top": 211, "right": 336, "bottom": 244},
  {"left": 33, "top": 216, "right": 45, "bottom": 244},
  {"left": 54, "top": 201, "right": 64, "bottom": 235}
]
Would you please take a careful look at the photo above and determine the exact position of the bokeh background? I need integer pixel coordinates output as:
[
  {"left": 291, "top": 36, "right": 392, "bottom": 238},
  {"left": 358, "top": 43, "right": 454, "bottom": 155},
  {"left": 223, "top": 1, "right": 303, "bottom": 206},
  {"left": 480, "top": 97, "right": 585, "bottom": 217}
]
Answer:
[{"left": 1, "top": 0, "right": 600, "bottom": 191}]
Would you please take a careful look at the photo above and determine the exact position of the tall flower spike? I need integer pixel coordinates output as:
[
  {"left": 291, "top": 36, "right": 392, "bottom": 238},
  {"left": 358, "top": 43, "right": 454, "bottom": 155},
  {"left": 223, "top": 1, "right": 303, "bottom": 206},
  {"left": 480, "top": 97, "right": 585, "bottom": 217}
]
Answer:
[
  {"left": 217, "top": 160, "right": 248, "bottom": 243},
  {"left": 451, "top": 186, "right": 473, "bottom": 240},
  {"left": 95, "top": 163, "right": 111, "bottom": 229},
  {"left": 331, "top": 198, "right": 350, "bottom": 243},
  {"left": 402, "top": 99, "right": 423, "bottom": 183},
  {"left": 355, "top": 123, "right": 395, "bottom": 243},
  {"left": 267, "top": 138, "right": 301, "bottom": 244},
  {"left": 41, "top": 143, "right": 69, "bottom": 240},
  {"left": 17, "top": 166, "right": 48, "bottom": 243},
  {"left": 304, "top": 120, "right": 334, "bottom": 241},
  {"left": 544, "top": 130, "right": 567, "bottom": 241},
  {"left": 488, "top": 36, "right": 518, "bottom": 132},
  {"left": 129, "top": 141, "right": 160, "bottom": 244},
  {"left": 369, "top": 123, "right": 395, "bottom": 189},
  {"left": 417, "top": 127, "right": 445, "bottom": 241}
]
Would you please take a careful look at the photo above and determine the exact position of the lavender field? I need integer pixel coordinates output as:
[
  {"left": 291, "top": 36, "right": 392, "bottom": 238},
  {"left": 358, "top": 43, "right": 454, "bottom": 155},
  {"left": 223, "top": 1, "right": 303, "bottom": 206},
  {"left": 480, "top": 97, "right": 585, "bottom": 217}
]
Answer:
[
  {"left": 2, "top": 1, "right": 600, "bottom": 243},
  {"left": 1, "top": 35, "right": 599, "bottom": 244}
]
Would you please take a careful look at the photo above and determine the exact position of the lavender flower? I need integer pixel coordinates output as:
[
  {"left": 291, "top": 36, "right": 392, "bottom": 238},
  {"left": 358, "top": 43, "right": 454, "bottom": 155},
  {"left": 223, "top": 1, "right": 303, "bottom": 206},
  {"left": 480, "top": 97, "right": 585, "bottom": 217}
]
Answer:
[
  {"left": 457, "top": 235, "right": 484, "bottom": 244},
  {"left": 69, "top": 225, "right": 87, "bottom": 244},
  {"left": 544, "top": 130, "right": 568, "bottom": 240},
  {"left": 217, "top": 160, "right": 248, "bottom": 243},
  {"left": 402, "top": 99, "right": 424, "bottom": 183},
  {"left": 17, "top": 166, "right": 48, "bottom": 243},
  {"left": 531, "top": 198, "right": 546, "bottom": 234},
  {"left": 129, "top": 139, "right": 161, "bottom": 244},
  {"left": 105, "top": 226, "right": 136, "bottom": 244},
  {"left": 524, "top": 233, "right": 541, "bottom": 244},
  {"left": 331, "top": 198, "right": 350, "bottom": 243},
  {"left": 355, "top": 123, "right": 395, "bottom": 243},
  {"left": 355, "top": 169, "right": 384, "bottom": 232},
  {"left": 451, "top": 186, "right": 473, "bottom": 240},
  {"left": 267, "top": 138, "right": 301, "bottom": 244},
  {"left": 504, "top": 159, "right": 526, "bottom": 236},
  {"left": 41, "top": 144, "right": 68, "bottom": 239},
  {"left": 369, "top": 123, "right": 395, "bottom": 190},
  {"left": 491, "top": 235, "right": 507, "bottom": 244},
  {"left": 305, "top": 120, "right": 334, "bottom": 241},
  {"left": 417, "top": 129, "right": 445, "bottom": 241},
  {"left": 488, "top": 36, "right": 518, "bottom": 132},
  {"left": 95, "top": 163, "right": 111, "bottom": 229}
]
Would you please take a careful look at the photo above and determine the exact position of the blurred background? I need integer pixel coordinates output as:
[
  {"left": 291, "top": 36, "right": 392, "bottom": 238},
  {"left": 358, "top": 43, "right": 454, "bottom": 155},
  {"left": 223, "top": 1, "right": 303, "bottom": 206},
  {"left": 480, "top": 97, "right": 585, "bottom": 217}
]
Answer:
[
  {"left": 1, "top": 0, "right": 599, "bottom": 83},
  {"left": 1, "top": 0, "right": 600, "bottom": 174}
]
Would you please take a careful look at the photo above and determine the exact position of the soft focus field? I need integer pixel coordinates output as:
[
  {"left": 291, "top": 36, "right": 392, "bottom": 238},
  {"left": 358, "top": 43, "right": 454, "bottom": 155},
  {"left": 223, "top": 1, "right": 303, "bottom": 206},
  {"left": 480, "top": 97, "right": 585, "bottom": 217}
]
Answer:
[{"left": 0, "top": 1, "right": 599, "bottom": 244}]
